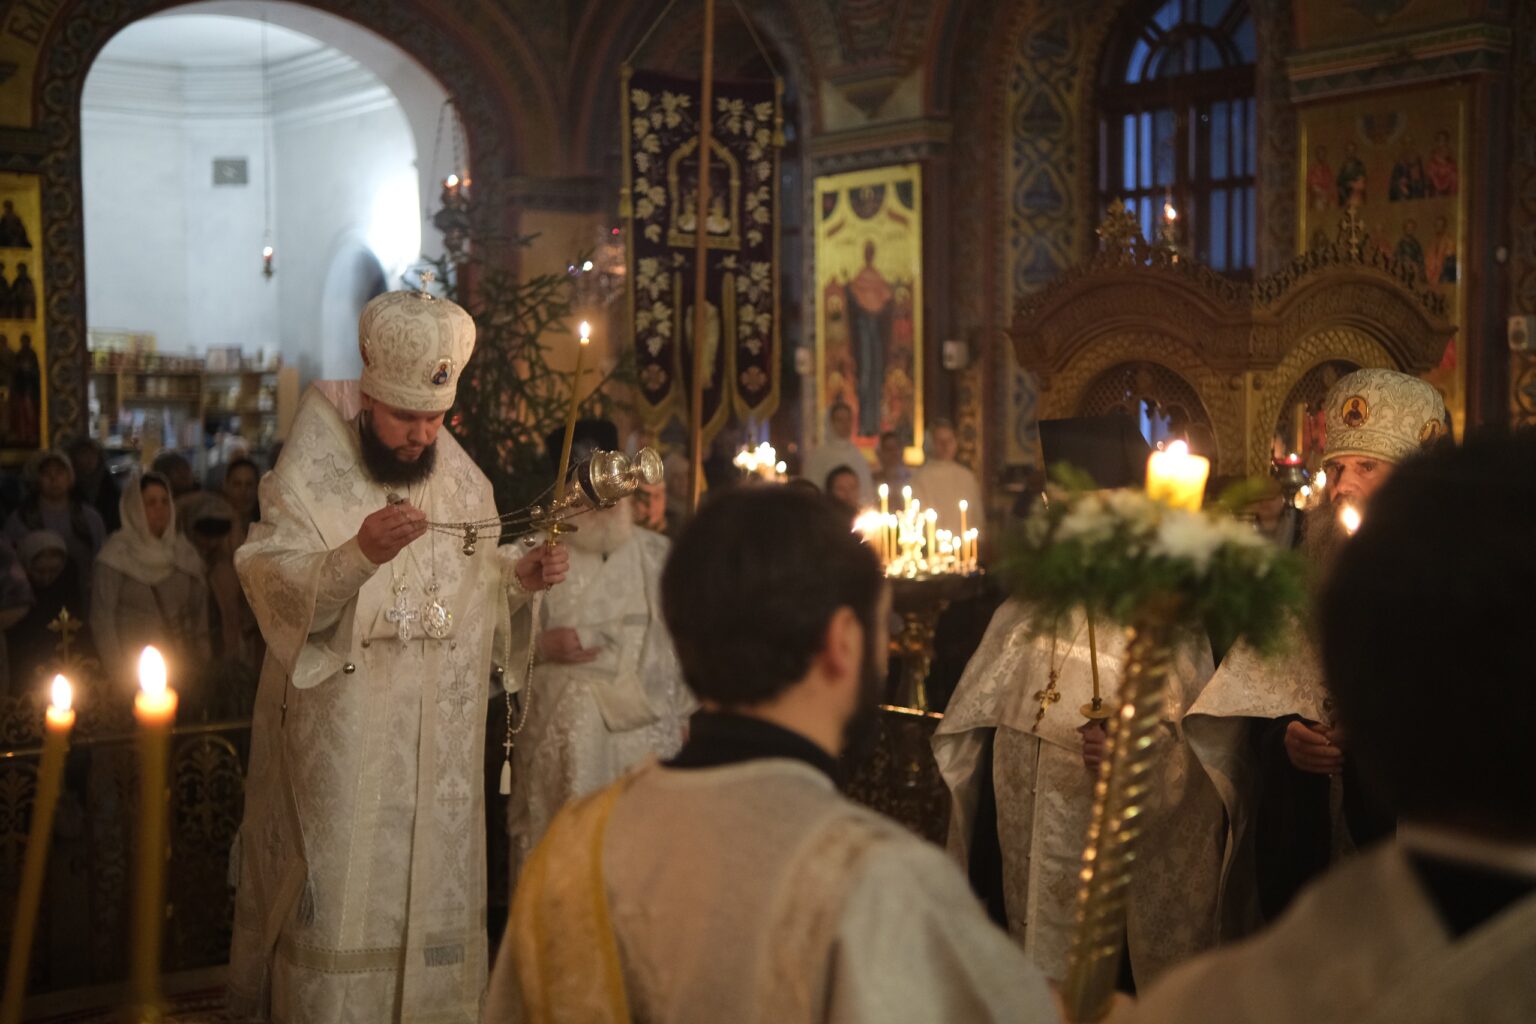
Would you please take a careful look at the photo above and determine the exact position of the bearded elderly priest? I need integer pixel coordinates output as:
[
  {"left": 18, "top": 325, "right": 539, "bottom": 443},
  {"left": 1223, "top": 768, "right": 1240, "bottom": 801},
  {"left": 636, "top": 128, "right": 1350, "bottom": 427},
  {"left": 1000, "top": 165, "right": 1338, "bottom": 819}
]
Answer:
[
  {"left": 934, "top": 600, "right": 1226, "bottom": 987},
  {"left": 227, "top": 288, "right": 568, "bottom": 1023},
  {"left": 507, "top": 419, "right": 695, "bottom": 879},
  {"left": 1189, "top": 368, "right": 1448, "bottom": 932}
]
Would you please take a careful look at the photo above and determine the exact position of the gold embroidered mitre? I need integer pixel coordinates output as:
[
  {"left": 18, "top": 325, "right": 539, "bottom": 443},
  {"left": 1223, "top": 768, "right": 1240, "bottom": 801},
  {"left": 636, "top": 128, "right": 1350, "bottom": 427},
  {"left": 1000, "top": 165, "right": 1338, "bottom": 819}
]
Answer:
[
  {"left": 1324, "top": 367, "right": 1448, "bottom": 464},
  {"left": 358, "top": 289, "right": 476, "bottom": 412}
]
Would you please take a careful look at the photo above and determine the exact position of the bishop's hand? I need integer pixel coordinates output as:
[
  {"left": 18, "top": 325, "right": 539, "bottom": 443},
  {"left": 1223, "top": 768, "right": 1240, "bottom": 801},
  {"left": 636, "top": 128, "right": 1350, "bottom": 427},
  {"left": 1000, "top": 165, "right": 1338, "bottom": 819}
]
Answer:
[
  {"left": 358, "top": 501, "right": 427, "bottom": 564},
  {"left": 515, "top": 543, "right": 570, "bottom": 592}
]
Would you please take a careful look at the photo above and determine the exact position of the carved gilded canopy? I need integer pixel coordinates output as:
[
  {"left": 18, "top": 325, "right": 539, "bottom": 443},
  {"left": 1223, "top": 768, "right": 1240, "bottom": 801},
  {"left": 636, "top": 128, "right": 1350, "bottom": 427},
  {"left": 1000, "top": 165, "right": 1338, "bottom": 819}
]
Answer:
[{"left": 1010, "top": 233, "right": 1454, "bottom": 477}]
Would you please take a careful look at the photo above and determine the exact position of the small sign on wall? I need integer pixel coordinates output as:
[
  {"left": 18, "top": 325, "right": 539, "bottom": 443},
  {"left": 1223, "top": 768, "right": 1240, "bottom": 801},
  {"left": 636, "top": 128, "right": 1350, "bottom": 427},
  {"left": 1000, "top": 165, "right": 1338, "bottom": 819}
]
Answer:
[{"left": 213, "top": 158, "right": 249, "bottom": 186}]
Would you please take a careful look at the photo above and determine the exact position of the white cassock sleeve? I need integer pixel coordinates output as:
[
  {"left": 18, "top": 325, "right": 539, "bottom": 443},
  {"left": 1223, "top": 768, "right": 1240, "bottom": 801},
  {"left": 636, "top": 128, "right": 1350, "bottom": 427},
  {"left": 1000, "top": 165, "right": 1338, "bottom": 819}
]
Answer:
[{"left": 826, "top": 840, "right": 1062, "bottom": 1023}]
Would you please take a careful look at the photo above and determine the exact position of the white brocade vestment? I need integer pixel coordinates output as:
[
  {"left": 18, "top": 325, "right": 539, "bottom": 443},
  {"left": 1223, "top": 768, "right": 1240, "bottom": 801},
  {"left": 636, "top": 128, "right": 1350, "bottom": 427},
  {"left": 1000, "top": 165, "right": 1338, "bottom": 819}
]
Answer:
[
  {"left": 1122, "top": 841, "right": 1536, "bottom": 1024},
  {"left": 933, "top": 601, "right": 1231, "bottom": 986},
  {"left": 508, "top": 527, "right": 693, "bottom": 874},
  {"left": 228, "top": 383, "right": 531, "bottom": 1023}
]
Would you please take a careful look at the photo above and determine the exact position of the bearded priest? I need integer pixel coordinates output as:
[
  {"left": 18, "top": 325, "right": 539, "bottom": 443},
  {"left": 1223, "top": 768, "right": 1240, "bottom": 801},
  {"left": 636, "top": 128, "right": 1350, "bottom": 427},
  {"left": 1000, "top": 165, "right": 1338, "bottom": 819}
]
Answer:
[
  {"left": 1188, "top": 368, "right": 1449, "bottom": 932},
  {"left": 507, "top": 419, "right": 695, "bottom": 880},
  {"left": 227, "top": 287, "right": 568, "bottom": 1023}
]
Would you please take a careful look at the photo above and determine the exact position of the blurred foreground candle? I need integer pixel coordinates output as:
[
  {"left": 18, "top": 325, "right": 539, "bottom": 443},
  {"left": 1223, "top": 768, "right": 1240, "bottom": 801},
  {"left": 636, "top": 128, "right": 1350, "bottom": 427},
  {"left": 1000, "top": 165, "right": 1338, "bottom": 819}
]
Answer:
[
  {"left": 0, "top": 677, "right": 75, "bottom": 1024},
  {"left": 130, "top": 647, "right": 177, "bottom": 1019},
  {"left": 1146, "top": 440, "right": 1210, "bottom": 511},
  {"left": 1339, "top": 504, "right": 1362, "bottom": 536}
]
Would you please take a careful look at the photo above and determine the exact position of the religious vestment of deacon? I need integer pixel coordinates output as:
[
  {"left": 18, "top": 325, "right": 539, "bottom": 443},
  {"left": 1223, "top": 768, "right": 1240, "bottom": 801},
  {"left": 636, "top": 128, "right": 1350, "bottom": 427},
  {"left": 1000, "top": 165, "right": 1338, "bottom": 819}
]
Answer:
[
  {"left": 508, "top": 509, "right": 694, "bottom": 875},
  {"left": 488, "top": 713, "right": 1060, "bottom": 1024},
  {"left": 229, "top": 289, "right": 532, "bottom": 1023},
  {"left": 1122, "top": 833, "right": 1536, "bottom": 1023},
  {"left": 934, "top": 601, "right": 1231, "bottom": 985}
]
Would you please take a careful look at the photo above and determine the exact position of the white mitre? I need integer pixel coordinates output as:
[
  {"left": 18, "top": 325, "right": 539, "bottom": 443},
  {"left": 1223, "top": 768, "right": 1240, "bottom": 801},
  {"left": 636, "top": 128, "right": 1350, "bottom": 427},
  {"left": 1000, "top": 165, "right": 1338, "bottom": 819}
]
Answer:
[
  {"left": 358, "top": 288, "right": 476, "bottom": 412},
  {"left": 1324, "top": 367, "right": 1448, "bottom": 463}
]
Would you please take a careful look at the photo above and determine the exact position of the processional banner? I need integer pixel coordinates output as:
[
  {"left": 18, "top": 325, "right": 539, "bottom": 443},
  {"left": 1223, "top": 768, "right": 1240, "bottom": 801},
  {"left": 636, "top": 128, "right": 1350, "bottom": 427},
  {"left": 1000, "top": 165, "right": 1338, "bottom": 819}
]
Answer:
[
  {"left": 812, "top": 164, "right": 924, "bottom": 450},
  {"left": 622, "top": 68, "right": 781, "bottom": 441}
]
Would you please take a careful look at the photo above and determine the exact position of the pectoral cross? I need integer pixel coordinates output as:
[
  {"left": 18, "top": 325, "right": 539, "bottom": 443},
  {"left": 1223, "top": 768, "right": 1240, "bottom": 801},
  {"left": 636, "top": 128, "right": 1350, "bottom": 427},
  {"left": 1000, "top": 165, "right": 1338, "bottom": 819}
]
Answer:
[
  {"left": 386, "top": 583, "right": 419, "bottom": 641},
  {"left": 1032, "top": 671, "right": 1062, "bottom": 731}
]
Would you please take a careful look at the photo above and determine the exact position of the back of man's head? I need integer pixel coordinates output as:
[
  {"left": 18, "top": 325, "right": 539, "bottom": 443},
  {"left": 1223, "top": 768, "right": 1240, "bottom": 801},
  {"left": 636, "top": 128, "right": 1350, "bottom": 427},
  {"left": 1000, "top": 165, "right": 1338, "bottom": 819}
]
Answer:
[
  {"left": 1319, "top": 430, "right": 1536, "bottom": 840},
  {"left": 662, "top": 487, "right": 883, "bottom": 709}
]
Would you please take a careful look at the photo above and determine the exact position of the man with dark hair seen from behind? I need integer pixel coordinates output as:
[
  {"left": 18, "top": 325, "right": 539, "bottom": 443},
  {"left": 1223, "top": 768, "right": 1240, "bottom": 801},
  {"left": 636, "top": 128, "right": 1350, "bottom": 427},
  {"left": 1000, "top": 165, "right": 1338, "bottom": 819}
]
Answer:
[
  {"left": 1130, "top": 430, "right": 1536, "bottom": 1022},
  {"left": 486, "top": 487, "right": 1058, "bottom": 1023}
]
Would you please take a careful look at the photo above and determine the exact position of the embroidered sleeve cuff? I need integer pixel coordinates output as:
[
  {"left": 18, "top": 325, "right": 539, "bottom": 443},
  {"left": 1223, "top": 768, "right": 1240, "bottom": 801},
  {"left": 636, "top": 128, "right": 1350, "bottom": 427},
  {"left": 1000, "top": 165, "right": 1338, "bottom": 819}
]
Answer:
[{"left": 317, "top": 537, "right": 381, "bottom": 609}]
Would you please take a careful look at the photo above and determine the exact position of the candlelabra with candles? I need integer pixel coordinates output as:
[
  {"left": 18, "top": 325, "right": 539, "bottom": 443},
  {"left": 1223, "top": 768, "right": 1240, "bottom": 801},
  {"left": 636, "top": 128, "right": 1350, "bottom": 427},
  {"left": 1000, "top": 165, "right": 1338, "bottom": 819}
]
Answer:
[
  {"left": 732, "top": 442, "right": 785, "bottom": 482},
  {"left": 856, "top": 492, "right": 984, "bottom": 580}
]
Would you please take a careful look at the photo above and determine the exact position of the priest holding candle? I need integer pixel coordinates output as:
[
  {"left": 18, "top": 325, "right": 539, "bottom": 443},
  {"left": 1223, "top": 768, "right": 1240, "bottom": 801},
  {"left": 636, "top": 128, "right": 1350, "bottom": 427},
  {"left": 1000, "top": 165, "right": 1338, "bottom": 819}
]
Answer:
[
  {"left": 932, "top": 426, "right": 1231, "bottom": 989},
  {"left": 227, "top": 287, "right": 568, "bottom": 1023}
]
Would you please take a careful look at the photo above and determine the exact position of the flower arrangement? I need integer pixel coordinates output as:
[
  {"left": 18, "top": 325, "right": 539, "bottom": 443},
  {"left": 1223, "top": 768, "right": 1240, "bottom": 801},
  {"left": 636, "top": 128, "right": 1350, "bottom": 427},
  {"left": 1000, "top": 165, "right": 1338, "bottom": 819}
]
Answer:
[{"left": 1000, "top": 468, "right": 1308, "bottom": 655}]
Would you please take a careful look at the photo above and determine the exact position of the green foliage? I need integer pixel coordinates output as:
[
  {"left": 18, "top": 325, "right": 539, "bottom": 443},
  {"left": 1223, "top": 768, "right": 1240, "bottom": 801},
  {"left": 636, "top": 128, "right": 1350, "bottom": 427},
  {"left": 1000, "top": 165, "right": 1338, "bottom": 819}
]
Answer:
[
  {"left": 424, "top": 235, "right": 634, "bottom": 527},
  {"left": 998, "top": 481, "right": 1308, "bottom": 655}
]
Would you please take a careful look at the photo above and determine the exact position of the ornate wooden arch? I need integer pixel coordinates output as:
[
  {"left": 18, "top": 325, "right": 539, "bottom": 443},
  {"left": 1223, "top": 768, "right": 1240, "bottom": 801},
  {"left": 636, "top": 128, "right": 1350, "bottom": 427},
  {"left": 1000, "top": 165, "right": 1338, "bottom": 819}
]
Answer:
[
  {"left": 8, "top": 0, "right": 554, "bottom": 446},
  {"left": 1011, "top": 235, "right": 1454, "bottom": 477}
]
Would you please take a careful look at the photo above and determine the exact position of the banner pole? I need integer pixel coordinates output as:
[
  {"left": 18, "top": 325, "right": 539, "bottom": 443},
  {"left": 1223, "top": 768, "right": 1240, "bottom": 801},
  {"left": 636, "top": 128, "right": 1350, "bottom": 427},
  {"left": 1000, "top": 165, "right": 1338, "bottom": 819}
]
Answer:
[{"left": 688, "top": 0, "right": 717, "bottom": 513}]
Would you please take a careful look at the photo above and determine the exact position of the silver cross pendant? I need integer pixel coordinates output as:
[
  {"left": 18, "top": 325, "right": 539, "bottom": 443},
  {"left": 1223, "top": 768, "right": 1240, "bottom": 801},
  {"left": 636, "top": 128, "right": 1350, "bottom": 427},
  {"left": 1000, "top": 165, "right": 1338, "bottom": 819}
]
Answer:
[{"left": 386, "top": 581, "right": 419, "bottom": 641}]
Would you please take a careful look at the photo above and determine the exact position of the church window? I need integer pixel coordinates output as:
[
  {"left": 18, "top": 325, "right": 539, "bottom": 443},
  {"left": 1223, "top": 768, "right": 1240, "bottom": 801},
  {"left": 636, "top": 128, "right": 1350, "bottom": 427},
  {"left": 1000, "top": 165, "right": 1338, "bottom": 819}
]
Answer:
[{"left": 1098, "top": 0, "right": 1257, "bottom": 274}]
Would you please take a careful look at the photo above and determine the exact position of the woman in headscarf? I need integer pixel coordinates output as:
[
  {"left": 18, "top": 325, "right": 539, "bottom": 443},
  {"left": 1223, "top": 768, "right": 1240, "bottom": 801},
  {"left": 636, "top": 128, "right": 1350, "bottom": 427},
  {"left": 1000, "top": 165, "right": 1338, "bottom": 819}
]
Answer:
[
  {"left": 91, "top": 471, "right": 209, "bottom": 687},
  {"left": 5, "top": 449, "right": 106, "bottom": 607}
]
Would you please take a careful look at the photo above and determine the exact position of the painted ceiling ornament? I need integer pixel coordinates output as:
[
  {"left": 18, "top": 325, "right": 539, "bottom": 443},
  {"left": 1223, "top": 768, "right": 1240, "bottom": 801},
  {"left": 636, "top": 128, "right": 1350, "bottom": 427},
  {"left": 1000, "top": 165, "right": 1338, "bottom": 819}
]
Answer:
[
  {"left": 358, "top": 289, "right": 476, "bottom": 412},
  {"left": 1323, "top": 368, "right": 1448, "bottom": 463}
]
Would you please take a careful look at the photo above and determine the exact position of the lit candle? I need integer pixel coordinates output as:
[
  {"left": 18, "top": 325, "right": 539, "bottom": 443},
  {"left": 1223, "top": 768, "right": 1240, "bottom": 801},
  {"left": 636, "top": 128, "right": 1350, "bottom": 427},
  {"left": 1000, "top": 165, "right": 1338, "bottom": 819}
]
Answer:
[
  {"left": 879, "top": 483, "right": 890, "bottom": 518},
  {"left": 1339, "top": 504, "right": 1362, "bottom": 536},
  {"left": 130, "top": 647, "right": 177, "bottom": 1019},
  {"left": 1146, "top": 440, "right": 1210, "bottom": 512},
  {"left": 959, "top": 499, "right": 969, "bottom": 550},
  {"left": 0, "top": 677, "right": 75, "bottom": 1024},
  {"left": 902, "top": 485, "right": 913, "bottom": 514},
  {"left": 554, "top": 322, "right": 593, "bottom": 503},
  {"left": 925, "top": 508, "right": 938, "bottom": 566}
]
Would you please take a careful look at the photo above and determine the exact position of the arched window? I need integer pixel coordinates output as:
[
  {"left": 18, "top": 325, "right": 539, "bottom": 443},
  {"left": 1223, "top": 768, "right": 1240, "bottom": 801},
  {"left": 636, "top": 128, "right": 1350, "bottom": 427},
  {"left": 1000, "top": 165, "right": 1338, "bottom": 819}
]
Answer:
[{"left": 1098, "top": 0, "right": 1257, "bottom": 274}]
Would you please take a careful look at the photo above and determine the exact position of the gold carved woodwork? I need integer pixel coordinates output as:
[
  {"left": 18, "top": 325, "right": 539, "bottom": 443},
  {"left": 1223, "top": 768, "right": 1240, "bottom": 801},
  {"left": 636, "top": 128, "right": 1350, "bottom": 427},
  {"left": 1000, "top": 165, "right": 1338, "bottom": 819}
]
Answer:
[{"left": 1011, "top": 236, "right": 1453, "bottom": 477}]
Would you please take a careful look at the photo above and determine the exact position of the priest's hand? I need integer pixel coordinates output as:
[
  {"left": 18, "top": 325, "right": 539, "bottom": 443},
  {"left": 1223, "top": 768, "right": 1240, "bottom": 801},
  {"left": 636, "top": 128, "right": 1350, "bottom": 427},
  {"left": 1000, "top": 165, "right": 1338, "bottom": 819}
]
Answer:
[
  {"left": 1284, "top": 720, "right": 1344, "bottom": 775},
  {"left": 358, "top": 501, "right": 427, "bottom": 564},
  {"left": 1079, "top": 721, "right": 1108, "bottom": 773},
  {"left": 514, "top": 543, "right": 570, "bottom": 592},
  {"left": 538, "top": 627, "right": 601, "bottom": 665}
]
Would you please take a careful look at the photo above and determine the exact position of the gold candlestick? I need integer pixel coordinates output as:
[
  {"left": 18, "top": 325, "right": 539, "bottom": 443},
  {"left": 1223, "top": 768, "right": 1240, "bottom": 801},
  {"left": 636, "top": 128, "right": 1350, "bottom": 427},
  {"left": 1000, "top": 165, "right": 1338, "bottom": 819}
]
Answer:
[
  {"left": 130, "top": 647, "right": 177, "bottom": 1020},
  {"left": 1081, "top": 613, "right": 1110, "bottom": 720},
  {"left": 0, "top": 677, "right": 74, "bottom": 1024}
]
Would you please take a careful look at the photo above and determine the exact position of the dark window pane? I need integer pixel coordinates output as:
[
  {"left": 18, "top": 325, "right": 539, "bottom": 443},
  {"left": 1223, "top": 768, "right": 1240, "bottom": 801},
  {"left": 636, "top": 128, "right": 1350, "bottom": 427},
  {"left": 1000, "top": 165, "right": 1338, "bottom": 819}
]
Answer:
[
  {"left": 1199, "top": 37, "right": 1222, "bottom": 71},
  {"left": 1233, "top": 15, "right": 1256, "bottom": 62},
  {"left": 1154, "top": 109, "right": 1177, "bottom": 186},
  {"left": 1245, "top": 186, "right": 1256, "bottom": 267},
  {"left": 1127, "top": 39, "right": 1151, "bottom": 82},
  {"left": 1141, "top": 111, "right": 1153, "bottom": 187},
  {"left": 1202, "top": 0, "right": 1234, "bottom": 26},
  {"left": 1210, "top": 188, "right": 1228, "bottom": 269},
  {"left": 1125, "top": 115, "right": 1138, "bottom": 189},
  {"left": 1154, "top": 0, "right": 1180, "bottom": 31},
  {"left": 1211, "top": 100, "right": 1228, "bottom": 180}
]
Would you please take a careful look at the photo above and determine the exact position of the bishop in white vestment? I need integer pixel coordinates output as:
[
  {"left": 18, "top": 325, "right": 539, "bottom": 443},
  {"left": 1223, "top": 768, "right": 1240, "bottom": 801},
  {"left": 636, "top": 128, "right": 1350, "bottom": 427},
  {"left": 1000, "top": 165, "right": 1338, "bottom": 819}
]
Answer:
[
  {"left": 228, "top": 289, "right": 565, "bottom": 1023},
  {"left": 934, "top": 600, "right": 1231, "bottom": 986}
]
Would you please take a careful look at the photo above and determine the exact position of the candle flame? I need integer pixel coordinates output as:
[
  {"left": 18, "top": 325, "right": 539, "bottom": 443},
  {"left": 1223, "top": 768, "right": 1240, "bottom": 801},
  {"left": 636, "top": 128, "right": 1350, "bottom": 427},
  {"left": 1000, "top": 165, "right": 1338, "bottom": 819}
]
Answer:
[
  {"left": 774, "top": 461, "right": 786, "bottom": 475},
  {"left": 925, "top": 508, "right": 937, "bottom": 523},
  {"left": 262, "top": 245, "right": 273, "bottom": 259},
  {"left": 139, "top": 646, "right": 167, "bottom": 698},
  {"left": 445, "top": 173, "right": 460, "bottom": 188},
  {"left": 959, "top": 499, "right": 968, "bottom": 512},
  {"left": 901, "top": 485, "right": 913, "bottom": 503},
  {"left": 578, "top": 321, "right": 592, "bottom": 344},
  {"left": 1164, "top": 201, "right": 1178, "bottom": 221},
  {"left": 879, "top": 483, "right": 889, "bottom": 498},
  {"left": 51, "top": 674, "right": 72, "bottom": 713},
  {"left": 1339, "top": 504, "right": 1362, "bottom": 536},
  {"left": 1165, "top": 439, "right": 1190, "bottom": 457}
]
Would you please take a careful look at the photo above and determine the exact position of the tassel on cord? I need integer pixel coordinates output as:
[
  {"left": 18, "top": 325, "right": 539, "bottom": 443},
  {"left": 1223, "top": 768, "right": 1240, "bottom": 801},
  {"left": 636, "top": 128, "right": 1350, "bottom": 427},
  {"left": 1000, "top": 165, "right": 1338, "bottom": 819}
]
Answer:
[{"left": 499, "top": 759, "right": 513, "bottom": 796}]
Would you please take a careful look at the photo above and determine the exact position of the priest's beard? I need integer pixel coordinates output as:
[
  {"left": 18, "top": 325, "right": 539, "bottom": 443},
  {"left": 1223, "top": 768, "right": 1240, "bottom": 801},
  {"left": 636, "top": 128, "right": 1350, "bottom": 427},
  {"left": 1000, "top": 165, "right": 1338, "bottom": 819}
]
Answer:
[
  {"left": 839, "top": 631, "right": 886, "bottom": 765},
  {"left": 359, "top": 413, "right": 438, "bottom": 487},
  {"left": 1301, "top": 503, "right": 1351, "bottom": 583},
  {"left": 565, "top": 498, "right": 635, "bottom": 558}
]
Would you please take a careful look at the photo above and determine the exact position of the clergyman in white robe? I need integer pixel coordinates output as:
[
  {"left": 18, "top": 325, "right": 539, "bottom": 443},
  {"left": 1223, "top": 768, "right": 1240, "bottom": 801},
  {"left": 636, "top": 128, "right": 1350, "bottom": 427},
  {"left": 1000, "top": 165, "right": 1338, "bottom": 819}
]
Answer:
[
  {"left": 933, "top": 600, "right": 1231, "bottom": 986},
  {"left": 508, "top": 500, "right": 694, "bottom": 875},
  {"left": 228, "top": 378, "right": 535, "bottom": 1022}
]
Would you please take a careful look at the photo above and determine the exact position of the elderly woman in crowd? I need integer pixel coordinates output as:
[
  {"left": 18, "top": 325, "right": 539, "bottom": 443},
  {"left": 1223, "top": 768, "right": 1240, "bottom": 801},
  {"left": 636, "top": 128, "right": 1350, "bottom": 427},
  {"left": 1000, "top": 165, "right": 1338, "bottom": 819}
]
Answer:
[{"left": 91, "top": 471, "right": 209, "bottom": 687}]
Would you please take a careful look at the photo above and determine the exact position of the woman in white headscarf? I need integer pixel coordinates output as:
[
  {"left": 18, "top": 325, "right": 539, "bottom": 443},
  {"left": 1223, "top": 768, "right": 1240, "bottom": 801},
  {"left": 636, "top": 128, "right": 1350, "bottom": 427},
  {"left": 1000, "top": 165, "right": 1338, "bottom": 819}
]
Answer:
[{"left": 91, "top": 470, "right": 209, "bottom": 686}]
